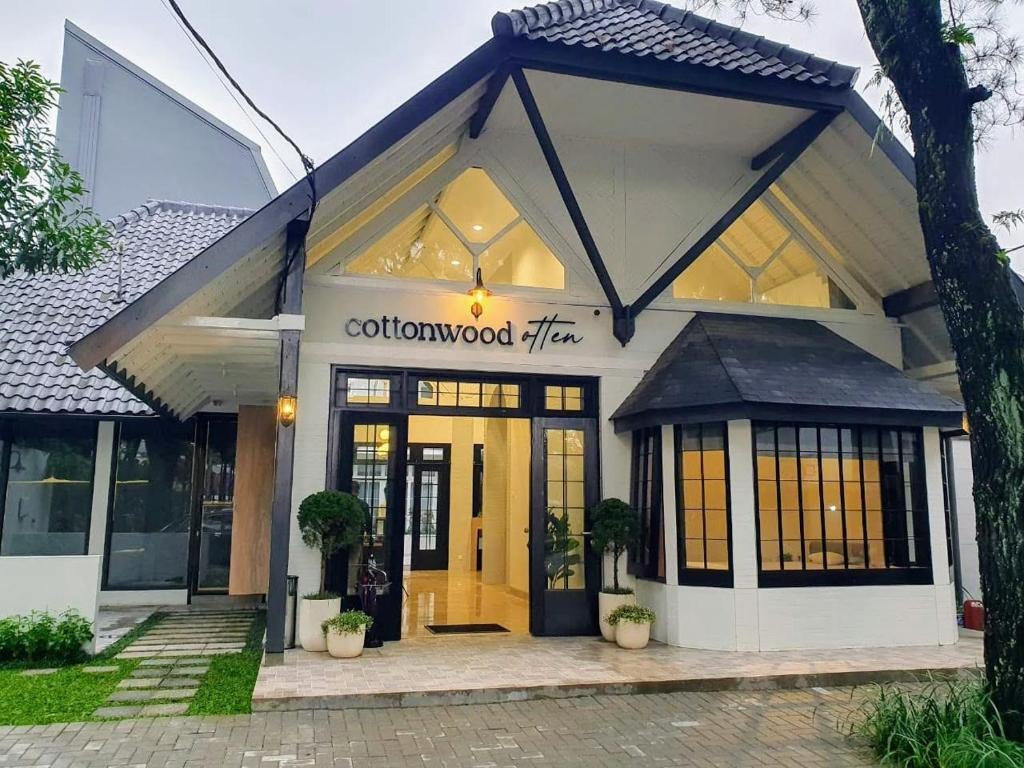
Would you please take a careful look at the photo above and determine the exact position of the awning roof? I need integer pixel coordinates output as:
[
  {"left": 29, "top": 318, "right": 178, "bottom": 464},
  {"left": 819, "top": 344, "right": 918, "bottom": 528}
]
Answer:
[{"left": 611, "top": 313, "right": 963, "bottom": 432}]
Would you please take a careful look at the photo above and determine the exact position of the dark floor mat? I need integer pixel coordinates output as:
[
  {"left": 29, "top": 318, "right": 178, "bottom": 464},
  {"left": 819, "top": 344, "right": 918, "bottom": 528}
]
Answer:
[{"left": 425, "top": 623, "right": 510, "bottom": 635}]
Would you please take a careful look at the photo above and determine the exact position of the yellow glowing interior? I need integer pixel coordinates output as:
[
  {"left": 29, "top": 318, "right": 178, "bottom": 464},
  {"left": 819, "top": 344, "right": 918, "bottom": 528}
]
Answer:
[
  {"left": 345, "top": 168, "right": 565, "bottom": 290},
  {"left": 672, "top": 198, "right": 854, "bottom": 309}
]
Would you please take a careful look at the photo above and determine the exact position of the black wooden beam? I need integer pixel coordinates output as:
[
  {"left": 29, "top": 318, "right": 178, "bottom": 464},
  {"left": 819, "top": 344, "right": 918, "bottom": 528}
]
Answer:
[
  {"left": 883, "top": 281, "right": 938, "bottom": 317},
  {"left": 751, "top": 111, "right": 837, "bottom": 170},
  {"left": 628, "top": 110, "right": 838, "bottom": 319},
  {"left": 511, "top": 67, "right": 625, "bottom": 330},
  {"left": 507, "top": 40, "right": 851, "bottom": 112},
  {"left": 265, "top": 218, "right": 308, "bottom": 656},
  {"left": 469, "top": 64, "right": 510, "bottom": 139}
]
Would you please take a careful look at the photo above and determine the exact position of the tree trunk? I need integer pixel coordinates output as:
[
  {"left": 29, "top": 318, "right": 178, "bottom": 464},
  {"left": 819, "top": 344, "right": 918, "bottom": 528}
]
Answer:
[{"left": 857, "top": 0, "right": 1024, "bottom": 738}]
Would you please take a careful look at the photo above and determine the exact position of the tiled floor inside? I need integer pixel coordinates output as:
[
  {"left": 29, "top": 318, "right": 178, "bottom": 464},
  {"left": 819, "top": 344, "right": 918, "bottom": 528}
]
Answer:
[
  {"left": 253, "top": 629, "right": 984, "bottom": 709},
  {"left": 401, "top": 570, "right": 529, "bottom": 638}
]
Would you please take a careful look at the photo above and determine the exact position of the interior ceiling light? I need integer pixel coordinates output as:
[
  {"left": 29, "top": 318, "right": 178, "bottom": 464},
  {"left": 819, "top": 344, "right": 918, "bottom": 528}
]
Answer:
[{"left": 471, "top": 224, "right": 484, "bottom": 232}]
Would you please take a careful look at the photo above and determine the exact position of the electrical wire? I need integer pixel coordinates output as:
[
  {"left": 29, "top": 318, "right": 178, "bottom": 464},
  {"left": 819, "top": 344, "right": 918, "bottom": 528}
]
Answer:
[
  {"left": 159, "top": 0, "right": 299, "bottom": 183},
  {"left": 162, "top": 0, "right": 318, "bottom": 314},
  {"left": 165, "top": 0, "right": 316, "bottom": 208}
]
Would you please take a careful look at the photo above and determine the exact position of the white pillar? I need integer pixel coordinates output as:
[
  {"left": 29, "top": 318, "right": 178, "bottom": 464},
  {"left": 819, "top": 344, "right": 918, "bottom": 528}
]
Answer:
[
  {"left": 924, "top": 426, "right": 958, "bottom": 644},
  {"left": 727, "top": 419, "right": 759, "bottom": 651},
  {"left": 88, "top": 421, "right": 115, "bottom": 558}
]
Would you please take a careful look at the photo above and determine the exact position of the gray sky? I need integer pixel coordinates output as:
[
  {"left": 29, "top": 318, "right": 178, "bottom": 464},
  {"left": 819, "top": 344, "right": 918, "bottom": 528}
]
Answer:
[{"left": 3, "top": 0, "right": 1023, "bottom": 260}]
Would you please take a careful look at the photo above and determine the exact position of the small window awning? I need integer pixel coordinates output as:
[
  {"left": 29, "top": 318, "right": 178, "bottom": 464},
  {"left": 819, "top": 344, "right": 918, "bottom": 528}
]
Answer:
[{"left": 611, "top": 313, "right": 963, "bottom": 432}]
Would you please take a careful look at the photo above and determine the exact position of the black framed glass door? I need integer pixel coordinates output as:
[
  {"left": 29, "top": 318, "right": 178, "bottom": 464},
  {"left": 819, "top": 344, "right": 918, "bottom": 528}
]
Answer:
[
  {"left": 407, "top": 444, "right": 450, "bottom": 571},
  {"left": 189, "top": 416, "right": 237, "bottom": 595},
  {"left": 530, "top": 418, "right": 600, "bottom": 636},
  {"left": 336, "top": 412, "right": 407, "bottom": 642}
]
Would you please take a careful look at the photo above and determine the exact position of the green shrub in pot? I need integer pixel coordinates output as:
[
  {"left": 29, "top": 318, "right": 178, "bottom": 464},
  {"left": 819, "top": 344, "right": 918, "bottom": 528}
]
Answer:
[
  {"left": 322, "top": 610, "right": 374, "bottom": 659},
  {"left": 608, "top": 604, "right": 656, "bottom": 650},
  {"left": 589, "top": 498, "right": 641, "bottom": 640},
  {"left": 296, "top": 490, "right": 367, "bottom": 651}
]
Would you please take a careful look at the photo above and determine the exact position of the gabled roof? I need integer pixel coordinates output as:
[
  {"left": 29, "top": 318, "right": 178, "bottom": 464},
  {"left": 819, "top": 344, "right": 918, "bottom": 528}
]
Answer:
[
  {"left": 69, "top": 0, "right": 917, "bottom": 385},
  {"left": 494, "top": 1, "right": 858, "bottom": 89},
  {"left": 0, "top": 201, "right": 250, "bottom": 416},
  {"left": 611, "top": 313, "right": 963, "bottom": 432}
]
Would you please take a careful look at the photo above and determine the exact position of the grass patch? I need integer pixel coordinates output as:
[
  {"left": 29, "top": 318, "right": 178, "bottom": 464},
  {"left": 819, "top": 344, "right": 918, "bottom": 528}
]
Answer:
[
  {"left": 0, "top": 611, "right": 165, "bottom": 724},
  {"left": 854, "top": 680, "right": 1024, "bottom": 768},
  {"left": 188, "top": 611, "right": 266, "bottom": 716},
  {"left": 0, "top": 661, "right": 136, "bottom": 725}
]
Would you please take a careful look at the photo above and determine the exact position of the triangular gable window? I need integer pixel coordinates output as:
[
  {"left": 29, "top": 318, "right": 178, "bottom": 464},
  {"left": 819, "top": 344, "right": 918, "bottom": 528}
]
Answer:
[
  {"left": 346, "top": 168, "right": 565, "bottom": 290},
  {"left": 673, "top": 200, "right": 854, "bottom": 309}
]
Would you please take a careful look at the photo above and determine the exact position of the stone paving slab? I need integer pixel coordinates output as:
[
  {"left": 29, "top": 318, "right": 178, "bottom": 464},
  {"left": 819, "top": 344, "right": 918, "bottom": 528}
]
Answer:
[
  {"left": 81, "top": 666, "right": 120, "bottom": 674},
  {"left": 139, "top": 703, "right": 189, "bottom": 716},
  {"left": 18, "top": 668, "right": 57, "bottom": 676},
  {"left": 254, "top": 631, "right": 986, "bottom": 711},
  {"left": 107, "top": 688, "right": 195, "bottom": 703},
  {"left": 117, "top": 678, "right": 163, "bottom": 689}
]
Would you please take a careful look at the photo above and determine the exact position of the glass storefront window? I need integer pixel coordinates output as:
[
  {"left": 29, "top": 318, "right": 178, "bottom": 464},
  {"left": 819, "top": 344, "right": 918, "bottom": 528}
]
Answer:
[
  {"left": 544, "top": 385, "right": 583, "bottom": 412},
  {"left": 1, "top": 420, "right": 96, "bottom": 556},
  {"left": 196, "top": 420, "right": 236, "bottom": 592},
  {"left": 105, "top": 420, "right": 194, "bottom": 589}
]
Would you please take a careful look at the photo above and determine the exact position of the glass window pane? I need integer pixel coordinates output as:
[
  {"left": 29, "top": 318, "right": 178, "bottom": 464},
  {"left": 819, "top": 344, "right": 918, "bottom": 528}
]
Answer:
[
  {"left": 481, "top": 221, "right": 565, "bottom": 289},
  {"left": 106, "top": 421, "right": 194, "bottom": 589},
  {"left": 2, "top": 421, "right": 95, "bottom": 556},
  {"left": 672, "top": 245, "right": 752, "bottom": 302},
  {"left": 675, "top": 422, "right": 730, "bottom": 578},
  {"left": 345, "top": 205, "right": 473, "bottom": 282},
  {"left": 545, "top": 428, "right": 586, "bottom": 590},
  {"left": 436, "top": 168, "right": 518, "bottom": 243},
  {"left": 347, "top": 377, "right": 390, "bottom": 405}
]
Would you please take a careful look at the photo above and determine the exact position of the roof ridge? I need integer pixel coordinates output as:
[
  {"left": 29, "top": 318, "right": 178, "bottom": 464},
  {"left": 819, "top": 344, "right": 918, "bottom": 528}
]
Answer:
[
  {"left": 690, "top": 312, "right": 745, "bottom": 403},
  {"left": 493, "top": 0, "right": 637, "bottom": 36},
  {"left": 106, "top": 200, "right": 255, "bottom": 232}
]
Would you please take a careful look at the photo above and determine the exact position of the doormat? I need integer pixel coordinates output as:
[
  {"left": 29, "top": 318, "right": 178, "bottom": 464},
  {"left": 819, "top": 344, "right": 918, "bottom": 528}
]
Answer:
[{"left": 425, "top": 623, "right": 510, "bottom": 635}]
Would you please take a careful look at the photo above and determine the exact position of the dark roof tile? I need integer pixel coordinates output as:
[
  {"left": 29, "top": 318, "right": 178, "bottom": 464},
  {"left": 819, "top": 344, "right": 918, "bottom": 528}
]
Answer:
[
  {"left": 0, "top": 201, "right": 251, "bottom": 416},
  {"left": 495, "top": 0, "right": 858, "bottom": 89}
]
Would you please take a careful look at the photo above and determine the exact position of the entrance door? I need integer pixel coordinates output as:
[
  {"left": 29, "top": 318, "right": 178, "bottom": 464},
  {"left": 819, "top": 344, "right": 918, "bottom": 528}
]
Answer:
[
  {"left": 336, "top": 412, "right": 406, "bottom": 641},
  {"left": 407, "top": 445, "right": 450, "bottom": 571},
  {"left": 189, "top": 417, "right": 237, "bottom": 595},
  {"left": 530, "top": 418, "right": 600, "bottom": 636}
]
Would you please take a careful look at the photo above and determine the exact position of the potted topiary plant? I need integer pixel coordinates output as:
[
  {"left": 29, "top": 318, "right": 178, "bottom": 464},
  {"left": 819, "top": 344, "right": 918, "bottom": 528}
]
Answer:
[
  {"left": 590, "top": 498, "right": 641, "bottom": 641},
  {"left": 322, "top": 610, "right": 374, "bottom": 659},
  {"left": 608, "top": 604, "right": 656, "bottom": 649},
  {"left": 297, "top": 490, "right": 366, "bottom": 651}
]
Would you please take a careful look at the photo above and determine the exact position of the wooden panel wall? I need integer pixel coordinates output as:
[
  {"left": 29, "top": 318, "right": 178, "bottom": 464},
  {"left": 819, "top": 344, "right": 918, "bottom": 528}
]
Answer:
[{"left": 229, "top": 405, "right": 276, "bottom": 595}]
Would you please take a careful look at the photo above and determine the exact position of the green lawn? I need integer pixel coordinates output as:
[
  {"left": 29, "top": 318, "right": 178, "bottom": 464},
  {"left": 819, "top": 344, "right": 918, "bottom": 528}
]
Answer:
[{"left": 0, "top": 610, "right": 267, "bottom": 725}]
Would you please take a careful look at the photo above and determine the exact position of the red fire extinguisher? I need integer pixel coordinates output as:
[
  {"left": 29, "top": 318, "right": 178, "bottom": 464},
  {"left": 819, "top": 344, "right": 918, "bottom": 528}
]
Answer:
[{"left": 963, "top": 600, "right": 985, "bottom": 631}]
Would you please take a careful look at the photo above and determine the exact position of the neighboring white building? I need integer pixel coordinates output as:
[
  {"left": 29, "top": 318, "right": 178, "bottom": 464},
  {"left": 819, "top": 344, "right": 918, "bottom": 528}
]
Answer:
[{"left": 55, "top": 20, "right": 276, "bottom": 220}]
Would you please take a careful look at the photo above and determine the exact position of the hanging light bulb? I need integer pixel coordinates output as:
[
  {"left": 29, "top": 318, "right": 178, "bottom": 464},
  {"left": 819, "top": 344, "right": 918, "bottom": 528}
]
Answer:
[{"left": 467, "top": 267, "right": 491, "bottom": 320}]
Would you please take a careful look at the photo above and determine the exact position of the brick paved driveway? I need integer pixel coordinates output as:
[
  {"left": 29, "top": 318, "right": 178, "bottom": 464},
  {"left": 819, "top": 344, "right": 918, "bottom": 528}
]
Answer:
[{"left": 0, "top": 688, "right": 876, "bottom": 767}]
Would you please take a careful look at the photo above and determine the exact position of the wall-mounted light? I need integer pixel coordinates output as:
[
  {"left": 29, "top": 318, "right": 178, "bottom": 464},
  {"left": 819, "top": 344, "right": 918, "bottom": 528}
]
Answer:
[
  {"left": 962, "top": 412, "right": 970, "bottom": 435},
  {"left": 278, "top": 393, "right": 297, "bottom": 427},
  {"left": 468, "top": 267, "right": 491, "bottom": 320}
]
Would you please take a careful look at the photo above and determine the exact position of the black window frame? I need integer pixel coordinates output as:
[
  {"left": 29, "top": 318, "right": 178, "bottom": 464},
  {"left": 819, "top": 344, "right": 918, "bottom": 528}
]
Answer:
[
  {"left": 675, "top": 422, "right": 734, "bottom": 588},
  {"left": 629, "top": 426, "right": 665, "bottom": 582},
  {"left": 753, "top": 421, "right": 933, "bottom": 588}
]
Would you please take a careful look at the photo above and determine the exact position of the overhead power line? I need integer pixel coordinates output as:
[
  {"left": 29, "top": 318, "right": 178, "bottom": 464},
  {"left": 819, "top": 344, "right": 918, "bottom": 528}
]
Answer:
[
  {"left": 164, "top": 0, "right": 317, "bottom": 213},
  {"left": 159, "top": 0, "right": 299, "bottom": 183}
]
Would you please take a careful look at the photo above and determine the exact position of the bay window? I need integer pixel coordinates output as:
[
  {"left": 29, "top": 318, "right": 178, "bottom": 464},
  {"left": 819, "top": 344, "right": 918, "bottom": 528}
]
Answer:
[{"left": 754, "top": 423, "right": 932, "bottom": 586}]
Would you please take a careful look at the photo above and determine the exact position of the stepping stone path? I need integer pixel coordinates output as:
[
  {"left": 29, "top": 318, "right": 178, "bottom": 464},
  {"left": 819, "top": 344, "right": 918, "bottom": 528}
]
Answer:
[{"left": 92, "top": 610, "right": 256, "bottom": 719}]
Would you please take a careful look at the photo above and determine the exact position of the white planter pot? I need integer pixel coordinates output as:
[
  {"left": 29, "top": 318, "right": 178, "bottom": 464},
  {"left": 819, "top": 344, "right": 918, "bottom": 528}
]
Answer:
[
  {"left": 615, "top": 621, "right": 652, "bottom": 650},
  {"left": 298, "top": 597, "right": 341, "bottom": 651},
  {"left": 598, "top": 591, "right": 636, "bottom": 641},
  {"left": 326, "top": 626, "right": 366, "bottom": 658}
]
